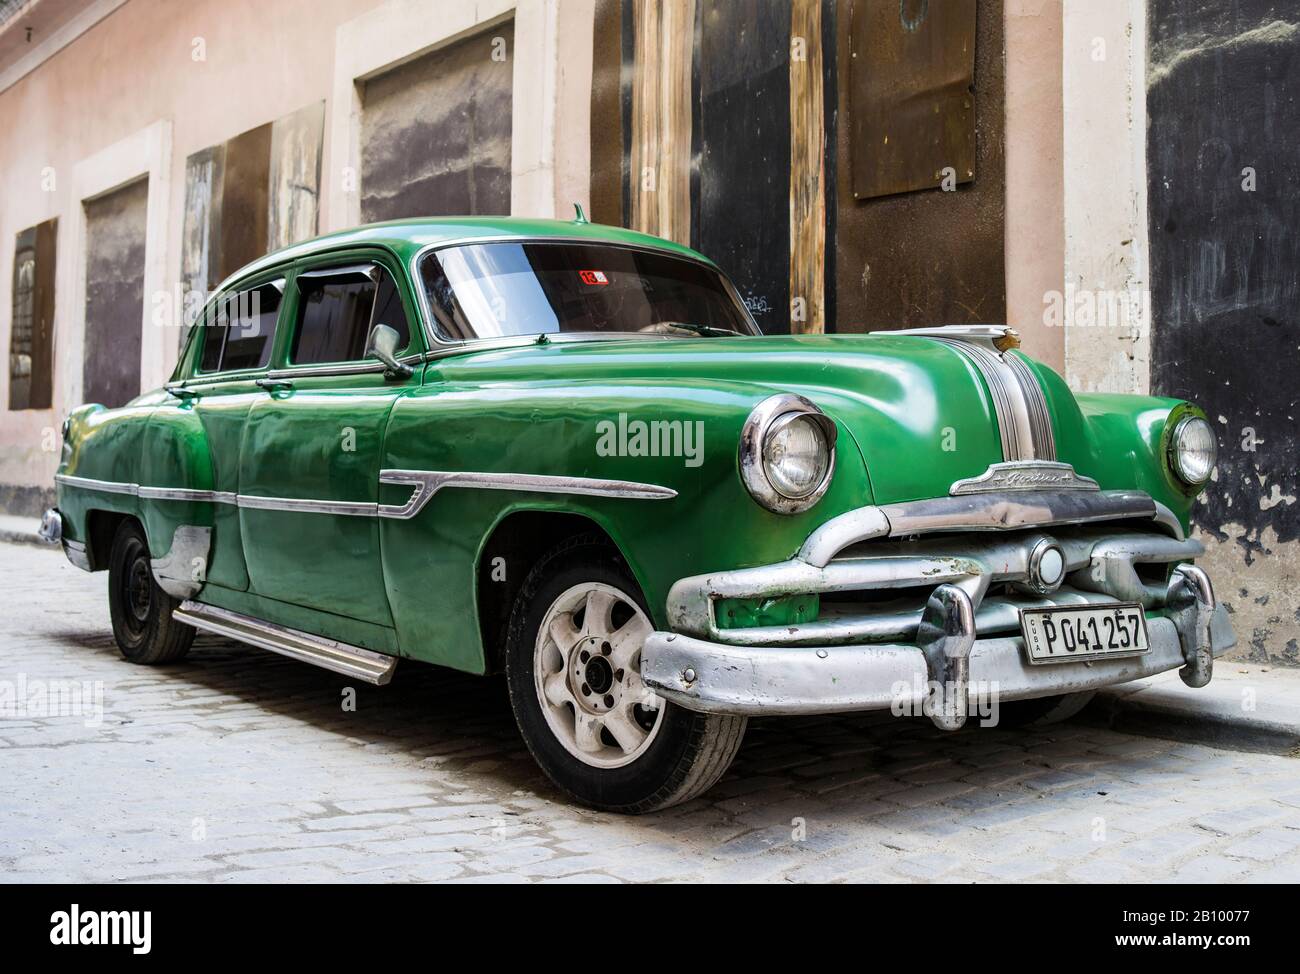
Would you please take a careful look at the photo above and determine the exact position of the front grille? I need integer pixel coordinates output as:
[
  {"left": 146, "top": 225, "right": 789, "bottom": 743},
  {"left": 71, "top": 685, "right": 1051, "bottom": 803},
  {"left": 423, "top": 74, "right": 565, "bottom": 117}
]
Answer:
[{"left": 698, "top": 523, "right": 1200, "bottom": 648}]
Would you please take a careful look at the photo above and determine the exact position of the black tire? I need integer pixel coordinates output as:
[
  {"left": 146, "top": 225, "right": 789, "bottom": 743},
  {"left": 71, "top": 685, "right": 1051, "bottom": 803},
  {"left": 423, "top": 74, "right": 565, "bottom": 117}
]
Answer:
[
  {"left": 504, "top": 536, "right": 746, "bottom": 814},
  {"left": 107, "top": 519, "right": 195, "bottom": 665},
  {"left": 996, "top": 690, "right": 1096, "bottom": 728}
]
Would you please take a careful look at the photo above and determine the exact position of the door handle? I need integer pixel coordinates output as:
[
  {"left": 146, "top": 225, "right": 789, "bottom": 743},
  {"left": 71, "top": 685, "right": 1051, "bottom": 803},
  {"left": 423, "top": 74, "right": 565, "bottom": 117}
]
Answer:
[{"left": 255, "top": 377, "right": 294, "bottom": 392}]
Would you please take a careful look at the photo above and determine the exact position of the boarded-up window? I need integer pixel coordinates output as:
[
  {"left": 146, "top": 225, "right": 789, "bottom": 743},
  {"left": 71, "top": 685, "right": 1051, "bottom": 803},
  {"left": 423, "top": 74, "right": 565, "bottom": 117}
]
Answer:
[
  {"left": 179, "top": 101, "right": 324, "bottom": 350},
  {"left": 83, "top": 178, "right": 149, "bottom": 408},
  {"left": 849, "top": 0, "right": 977, "bottom": 200},
  {"left": 8, "top": 219, "right": 57, "bottom": 411},
  {"left": 360, "top": 21, "right": 514, "bottom": 222}
]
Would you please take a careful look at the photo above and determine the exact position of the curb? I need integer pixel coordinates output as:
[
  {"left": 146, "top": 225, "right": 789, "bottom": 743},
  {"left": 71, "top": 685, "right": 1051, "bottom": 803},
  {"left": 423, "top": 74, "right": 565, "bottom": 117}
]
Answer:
[
  {"left": 0, "top": 525, "right": 47, "bottom": 548},
  {"left": 1086, "top": 664, "right": 1300, "bottom": 756}
]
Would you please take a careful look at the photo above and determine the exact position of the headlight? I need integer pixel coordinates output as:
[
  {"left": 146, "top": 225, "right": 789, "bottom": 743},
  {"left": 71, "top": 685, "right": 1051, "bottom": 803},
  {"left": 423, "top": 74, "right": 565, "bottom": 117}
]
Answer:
[
  {"left": 1168, "top": 415, "right": 1216, "bottom": 487},
  {"left": 740, "top": 394, "right": 837, "bottom": 513}
]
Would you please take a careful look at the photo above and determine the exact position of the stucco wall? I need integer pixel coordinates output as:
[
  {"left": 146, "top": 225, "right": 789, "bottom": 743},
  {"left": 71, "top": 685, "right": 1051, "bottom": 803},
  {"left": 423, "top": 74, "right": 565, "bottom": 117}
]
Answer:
[{"left": 0, "top": 0, "right": 384, "bottom": 509}]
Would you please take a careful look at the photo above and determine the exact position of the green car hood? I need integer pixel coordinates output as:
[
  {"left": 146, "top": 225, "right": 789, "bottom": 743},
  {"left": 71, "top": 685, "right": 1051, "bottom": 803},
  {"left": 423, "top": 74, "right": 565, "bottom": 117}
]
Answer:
[{"left": 434, "top": 332, "right": 1033, "bottom": 505}]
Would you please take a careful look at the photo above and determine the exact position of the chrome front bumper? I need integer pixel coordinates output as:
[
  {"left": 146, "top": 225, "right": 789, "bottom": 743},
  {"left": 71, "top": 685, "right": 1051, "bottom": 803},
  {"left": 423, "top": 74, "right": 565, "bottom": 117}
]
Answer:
[{"left": 641, "top": 490, "right": 1236, "bottom": 729}]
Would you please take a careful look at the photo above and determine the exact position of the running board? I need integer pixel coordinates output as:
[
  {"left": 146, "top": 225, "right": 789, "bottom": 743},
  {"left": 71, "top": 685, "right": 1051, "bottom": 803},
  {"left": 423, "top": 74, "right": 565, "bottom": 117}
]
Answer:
[{"left": 174, "top": 601, "right": 398, "bottom": 686}]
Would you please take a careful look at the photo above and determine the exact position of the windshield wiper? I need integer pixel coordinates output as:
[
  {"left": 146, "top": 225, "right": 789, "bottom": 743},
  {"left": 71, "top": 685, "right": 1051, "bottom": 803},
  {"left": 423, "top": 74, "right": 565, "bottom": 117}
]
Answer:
[{"left": 649, "top": 321, "right": 739, "bottom": 338}]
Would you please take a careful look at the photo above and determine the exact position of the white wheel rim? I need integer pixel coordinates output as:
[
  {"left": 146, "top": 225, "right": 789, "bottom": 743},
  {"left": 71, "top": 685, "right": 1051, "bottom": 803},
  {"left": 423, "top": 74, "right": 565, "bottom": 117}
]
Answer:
[{"left": 533, "top": 581, "right": 664, "bottom": 769}]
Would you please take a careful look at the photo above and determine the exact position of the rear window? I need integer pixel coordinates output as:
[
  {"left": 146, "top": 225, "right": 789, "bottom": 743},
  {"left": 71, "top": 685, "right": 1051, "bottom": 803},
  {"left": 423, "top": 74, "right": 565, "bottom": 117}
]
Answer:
[
  {"left": 290, "top": 264, "right": 411, "bottom": 365},
  {"left": 197, "top": 281, "right": 283, "bottom": 373}
]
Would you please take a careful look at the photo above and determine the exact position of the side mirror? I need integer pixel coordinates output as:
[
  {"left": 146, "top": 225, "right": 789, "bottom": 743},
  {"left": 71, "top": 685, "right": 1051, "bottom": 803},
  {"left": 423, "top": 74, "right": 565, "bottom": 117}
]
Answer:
[{"left": 366, "top": 323, "right": 414, "bottom": 379}]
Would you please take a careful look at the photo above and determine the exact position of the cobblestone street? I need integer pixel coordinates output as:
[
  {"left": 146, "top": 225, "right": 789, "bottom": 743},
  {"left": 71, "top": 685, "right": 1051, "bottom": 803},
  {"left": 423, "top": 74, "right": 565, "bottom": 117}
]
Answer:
[{"left": 2, "top": 541, "right": 1298, "bottom": 884}]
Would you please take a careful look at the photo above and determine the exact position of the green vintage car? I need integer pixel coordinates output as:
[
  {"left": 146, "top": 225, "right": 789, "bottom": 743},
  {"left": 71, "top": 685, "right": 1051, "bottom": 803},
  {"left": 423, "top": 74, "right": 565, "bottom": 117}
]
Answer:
[{"left": 43, "top": 216, "right": 1234, "bottom": 812}]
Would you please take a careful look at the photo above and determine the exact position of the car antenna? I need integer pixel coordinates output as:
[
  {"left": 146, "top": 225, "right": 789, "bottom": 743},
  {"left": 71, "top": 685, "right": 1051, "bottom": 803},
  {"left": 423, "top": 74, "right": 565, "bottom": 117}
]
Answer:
[{"left": 573, "top": 202, "right": 589, "bottom": 224}]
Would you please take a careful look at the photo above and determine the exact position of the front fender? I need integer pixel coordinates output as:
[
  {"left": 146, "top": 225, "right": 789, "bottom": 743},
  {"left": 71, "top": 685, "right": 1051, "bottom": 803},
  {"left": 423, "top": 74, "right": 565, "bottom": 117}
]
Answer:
[{"left": 377, "top": 379, "right": 874, "bottom": 671}]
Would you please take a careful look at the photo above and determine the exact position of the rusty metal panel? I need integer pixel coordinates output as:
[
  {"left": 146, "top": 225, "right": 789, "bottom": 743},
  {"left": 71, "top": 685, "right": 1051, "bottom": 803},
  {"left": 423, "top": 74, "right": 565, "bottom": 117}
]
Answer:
[
  {"left": 83, "top": 177, "right": 148, "bottom": 408},
  {"left": 832, "top": 0, "right": 1004, "bottom": 331},
  {"left": 849, "top": 0, "right": 977, "bottom": 200}
]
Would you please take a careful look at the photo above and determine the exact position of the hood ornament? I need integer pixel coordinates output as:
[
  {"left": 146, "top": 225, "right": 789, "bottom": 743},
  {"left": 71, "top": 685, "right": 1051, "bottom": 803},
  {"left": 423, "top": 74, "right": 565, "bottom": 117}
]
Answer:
[{"left": 950, "top": 461, "right": 1100, "bottom": 495}]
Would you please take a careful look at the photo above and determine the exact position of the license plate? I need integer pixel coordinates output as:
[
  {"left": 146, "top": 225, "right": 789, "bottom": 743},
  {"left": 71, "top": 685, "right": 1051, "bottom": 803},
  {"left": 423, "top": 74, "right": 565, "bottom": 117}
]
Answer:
[{"left": 1019, "top": 603, "right": 1150, "bottom": 664}]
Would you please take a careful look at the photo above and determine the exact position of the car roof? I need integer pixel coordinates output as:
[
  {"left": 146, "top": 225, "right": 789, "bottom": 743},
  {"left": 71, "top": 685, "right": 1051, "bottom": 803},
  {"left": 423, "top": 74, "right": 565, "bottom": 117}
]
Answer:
[{"left": 219, "top": 216, "right": 716, "bottom": 291}]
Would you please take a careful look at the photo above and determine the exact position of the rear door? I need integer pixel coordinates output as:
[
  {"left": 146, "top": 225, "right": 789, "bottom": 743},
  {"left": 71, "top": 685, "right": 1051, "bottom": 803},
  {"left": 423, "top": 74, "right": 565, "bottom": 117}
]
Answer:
[
  {"left": 144, "top": 275, "right": 285, "bottom": 592},
  {"left": 237, "top": 250, "right": 425, "bottom": 628}
]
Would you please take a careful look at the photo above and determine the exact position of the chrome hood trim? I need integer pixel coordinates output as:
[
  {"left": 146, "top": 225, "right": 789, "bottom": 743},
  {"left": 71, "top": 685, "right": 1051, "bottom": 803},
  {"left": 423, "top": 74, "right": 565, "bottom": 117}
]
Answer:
[{"left": 877, "top": 325, "right": 1056, "bottom": 462}]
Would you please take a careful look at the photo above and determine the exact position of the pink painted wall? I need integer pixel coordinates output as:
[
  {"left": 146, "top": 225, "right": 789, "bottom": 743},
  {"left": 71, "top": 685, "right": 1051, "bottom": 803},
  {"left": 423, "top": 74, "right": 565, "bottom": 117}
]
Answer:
[{"left": 0, "top": 0, "right": 384, "bottom": 493}]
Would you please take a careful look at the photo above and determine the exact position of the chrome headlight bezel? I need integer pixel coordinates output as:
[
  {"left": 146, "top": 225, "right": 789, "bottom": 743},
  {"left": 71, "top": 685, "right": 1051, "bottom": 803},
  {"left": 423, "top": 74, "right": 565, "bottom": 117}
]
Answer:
[
  {"left": 1167, "top": 415, "right": 1217, "bottom": 488},
  {"left": 739, "top": 394, "right": 837, "bottom": 514}
]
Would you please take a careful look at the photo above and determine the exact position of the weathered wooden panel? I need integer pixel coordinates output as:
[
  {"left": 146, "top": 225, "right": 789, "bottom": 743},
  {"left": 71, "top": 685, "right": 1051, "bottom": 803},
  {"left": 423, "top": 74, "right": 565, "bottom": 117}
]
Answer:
[
  {"left": 789, "top": 0, "right": 827, "bottom": 334},
  {"left": 181, "top": 144, "right": 224, "bottom": 308},
  {"left": 629, "top": 0, "right": 694, "bottom": 245},
  {"left": 832, "top": 0, "right": 1004, "bottom": 330},
  {"left": 268, "top": 100, "right": 325, "bottom": 250},
  {"left": 849, "top": 0, "right": 977, "bottom": 200},
  {"left": 360, "top": 22, "right": 514, "bottom": 223},
  {"left": 696, "top": 0, "right": 791, "bottom": 331},
  {"left": 7, "top": 219, "right": 57, "bottom": 410},
  {"left": 82, "top": 178, "right": 148, "bottom": 408},
  {"left": 1148, "top": 0, "right": 1300, "bottom": 626},
  {"left": 220, "top": 122, "right": 272, "bottom": 278},
  {"left": 590, "top": 0, "right": 626, "bottom": 225}
]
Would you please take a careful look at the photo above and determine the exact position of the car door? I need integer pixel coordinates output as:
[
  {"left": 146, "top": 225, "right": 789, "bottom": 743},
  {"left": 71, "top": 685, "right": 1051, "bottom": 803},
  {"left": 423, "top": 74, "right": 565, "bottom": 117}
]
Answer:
[
  {"left": 145, "top": 275, "right": 286, "bottom": 593},
  {"left": 237, "top": 251, "right": 425, "bottom": 628}
]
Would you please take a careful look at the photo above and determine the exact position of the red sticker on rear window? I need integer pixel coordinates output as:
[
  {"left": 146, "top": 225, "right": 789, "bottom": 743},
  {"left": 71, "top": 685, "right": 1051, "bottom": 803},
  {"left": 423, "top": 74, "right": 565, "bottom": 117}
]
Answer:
[{"left": 579, "top": 270, "right": 609, "bottom": 286}]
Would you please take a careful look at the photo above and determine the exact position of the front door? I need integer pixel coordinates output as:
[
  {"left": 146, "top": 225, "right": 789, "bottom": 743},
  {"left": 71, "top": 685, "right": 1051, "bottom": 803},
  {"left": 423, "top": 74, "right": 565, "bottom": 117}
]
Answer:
[{"left": 238, "top": 253, "right": 424, "bottom": 628}]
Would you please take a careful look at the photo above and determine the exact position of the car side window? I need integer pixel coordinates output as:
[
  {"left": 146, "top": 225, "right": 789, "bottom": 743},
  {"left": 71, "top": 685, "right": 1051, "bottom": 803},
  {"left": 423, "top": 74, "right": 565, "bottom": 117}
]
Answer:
[
  {"left": 290, "top": 264, "right": 410, "bottom": 366},
  {"left": 196, "top": 280, "right": 283, "bottom": 374}
]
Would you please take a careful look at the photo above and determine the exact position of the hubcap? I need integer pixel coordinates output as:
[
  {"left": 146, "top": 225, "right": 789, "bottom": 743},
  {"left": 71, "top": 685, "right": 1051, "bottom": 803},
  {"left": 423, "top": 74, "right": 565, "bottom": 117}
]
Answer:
[
  {"left": 533, "top": 582, "right": 664, "bottom": 768},
  {"left": 124, "top": 548, "right": 152, "bottom": 629}
]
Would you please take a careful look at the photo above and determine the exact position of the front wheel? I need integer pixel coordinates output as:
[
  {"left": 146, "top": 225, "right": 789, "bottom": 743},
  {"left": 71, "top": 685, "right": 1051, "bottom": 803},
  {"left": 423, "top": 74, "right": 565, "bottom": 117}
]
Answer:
[
  {"left": 996, "top": 690, "right": 1096, "bottom": 727},
  {"left": 107, "top": 520, "right": 195, "bottom": 665},
  {"left": 504, "top": 538, "right": 746, "bottom": 813}
]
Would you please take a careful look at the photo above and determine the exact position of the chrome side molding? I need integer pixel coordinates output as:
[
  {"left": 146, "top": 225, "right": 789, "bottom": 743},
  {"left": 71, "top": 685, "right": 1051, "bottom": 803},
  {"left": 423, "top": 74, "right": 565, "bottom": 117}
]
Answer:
[
  {"left": 377, "top": 469, "right": 677, "bottom": 520},
  {"left": 56, "top": 470, "right": 677, "bottom": 522},
  {"left": 174, "top": 601, "right": 398, "bottom": 686}
]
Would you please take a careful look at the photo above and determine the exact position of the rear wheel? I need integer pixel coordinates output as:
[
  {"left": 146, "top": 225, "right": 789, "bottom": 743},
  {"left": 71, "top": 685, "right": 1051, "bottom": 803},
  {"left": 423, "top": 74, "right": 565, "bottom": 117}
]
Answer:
[
  {"left": 107, "top": 520, "right": 194, "bottom": 665},
  {"left": 504, "top": 538, "right": 746, "bottom": 813}
]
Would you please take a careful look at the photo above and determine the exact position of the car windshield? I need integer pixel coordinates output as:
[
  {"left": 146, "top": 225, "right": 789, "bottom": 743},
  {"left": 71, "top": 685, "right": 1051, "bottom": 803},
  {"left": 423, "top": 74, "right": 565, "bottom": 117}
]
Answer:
[{"left": 418, "top": 241, "right": 756, "bottom": 341}]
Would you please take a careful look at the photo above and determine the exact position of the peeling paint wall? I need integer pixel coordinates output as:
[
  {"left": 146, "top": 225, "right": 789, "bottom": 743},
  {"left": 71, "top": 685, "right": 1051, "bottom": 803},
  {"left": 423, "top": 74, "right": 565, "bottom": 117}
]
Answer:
[
  {"left": 82, "top": 177, "right": 148, "bottom": 409},
  {"left": 1147, "top": 0, "right": 1300, "bottom": 666}
]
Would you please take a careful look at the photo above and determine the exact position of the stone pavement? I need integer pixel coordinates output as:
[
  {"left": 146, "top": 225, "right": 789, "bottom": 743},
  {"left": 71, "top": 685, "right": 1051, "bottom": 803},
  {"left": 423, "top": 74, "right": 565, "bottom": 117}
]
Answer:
[{"left": 2, "top": 541, "right": 1298, "bottom": 883}]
